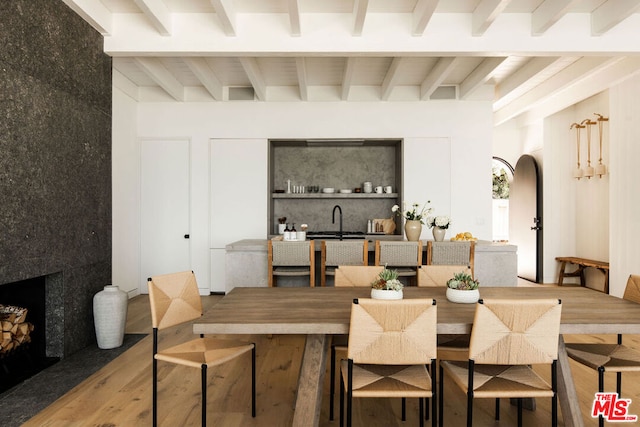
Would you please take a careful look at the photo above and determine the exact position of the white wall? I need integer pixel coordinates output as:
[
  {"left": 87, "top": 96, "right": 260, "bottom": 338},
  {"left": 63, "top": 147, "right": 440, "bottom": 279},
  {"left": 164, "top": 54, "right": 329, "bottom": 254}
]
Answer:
[
  {"left": 610, "top": 73, "right": 640, "bottom": 297},
  {"left": 112, "top": 99, "right": 494, "bottom": 293}
]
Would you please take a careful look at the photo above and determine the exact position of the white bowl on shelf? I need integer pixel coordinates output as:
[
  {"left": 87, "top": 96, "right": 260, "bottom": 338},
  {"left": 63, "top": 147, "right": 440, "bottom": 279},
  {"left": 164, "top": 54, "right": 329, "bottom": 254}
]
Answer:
[
  {"left": 322, "top": 188, "right": 335, "bottom": 193},
  {"left": 339, "top": 189, "right": 352, "bottom": 194}
]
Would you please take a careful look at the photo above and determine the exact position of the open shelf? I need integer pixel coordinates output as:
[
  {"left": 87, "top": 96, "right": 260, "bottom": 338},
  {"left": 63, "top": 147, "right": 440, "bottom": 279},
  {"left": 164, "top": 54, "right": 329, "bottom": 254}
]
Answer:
[{"left": 272, "top": 193, "right": 398, "bottom": 199}]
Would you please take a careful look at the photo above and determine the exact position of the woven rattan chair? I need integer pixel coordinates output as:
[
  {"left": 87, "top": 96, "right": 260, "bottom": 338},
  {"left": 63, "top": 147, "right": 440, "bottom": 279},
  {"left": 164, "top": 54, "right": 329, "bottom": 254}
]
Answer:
[
  {"left": 147, "top": 271, "right": 256, "bottom": 427},
  {"left": 340, "top": 298, "right": 438, "bottom": 427},
  {"left": 426, "top": 241, "right": 475, "bottom": 276},
  {"left": 268, "top": 239, "right": 315, "bottom": 287},
  {"left": 439, "top": 298, "right": 562, "bottom": 427},
  {"left": 374, "top": 240, "right": 422, "bottom": 285},
  {"left": 321, "top": 240, "right": 368, "bottom": 287},
  {"left": 565, "top": 274, "right": 640, "bottom": 427},
  {"left": 328, "top": 265, "right": 384, "bottom": 420}
]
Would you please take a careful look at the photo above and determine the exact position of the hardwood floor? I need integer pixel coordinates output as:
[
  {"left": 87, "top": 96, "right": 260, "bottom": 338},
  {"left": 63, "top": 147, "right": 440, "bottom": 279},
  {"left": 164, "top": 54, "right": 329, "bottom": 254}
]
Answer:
[{"left": 23, "top": 288, "right": 640, "bottom": 426}]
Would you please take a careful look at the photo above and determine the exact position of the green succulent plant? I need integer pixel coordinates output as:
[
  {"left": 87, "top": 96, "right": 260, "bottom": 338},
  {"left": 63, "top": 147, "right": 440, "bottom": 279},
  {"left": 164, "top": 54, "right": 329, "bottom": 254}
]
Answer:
[
  {"left": 371, "top": 265, "right": 403, "bottom": 291},
  {"left": 446, "top": 271, "right": 479, "bottom": 290}
]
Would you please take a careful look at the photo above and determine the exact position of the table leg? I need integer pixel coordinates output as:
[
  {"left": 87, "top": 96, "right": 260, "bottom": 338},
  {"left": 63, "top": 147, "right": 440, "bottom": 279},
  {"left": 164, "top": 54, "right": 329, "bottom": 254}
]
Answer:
[
  {"left": 557, "top": 336, "right": 584, "bottom": 427},
  {"left": 292, "top": 334, "right": 329, "bottom": 427}
]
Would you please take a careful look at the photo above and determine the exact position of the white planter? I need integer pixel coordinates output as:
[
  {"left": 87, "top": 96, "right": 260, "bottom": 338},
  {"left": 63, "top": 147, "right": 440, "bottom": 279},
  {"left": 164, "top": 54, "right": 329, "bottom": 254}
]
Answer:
[
  {"left": 446, "top": 288, "right": 480, "bottom": 304},
  {"left": 371, "top": 289, "right": 403, "bottom": 300},
  {"left": 93, "top": 285, "right": 128, "bottom": 349}
]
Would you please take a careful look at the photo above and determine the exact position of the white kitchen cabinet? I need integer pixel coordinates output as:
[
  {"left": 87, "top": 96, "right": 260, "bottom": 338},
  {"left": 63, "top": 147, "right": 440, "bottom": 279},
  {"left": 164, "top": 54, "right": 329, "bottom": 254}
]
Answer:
[{"left": 210, "top": 139, "right": 268, "bottom": 292}]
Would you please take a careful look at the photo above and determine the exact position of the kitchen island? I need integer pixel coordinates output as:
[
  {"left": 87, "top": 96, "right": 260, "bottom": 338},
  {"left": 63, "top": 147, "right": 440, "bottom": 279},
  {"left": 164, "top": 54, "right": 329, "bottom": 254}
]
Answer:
[{"left": 224, "top": 238, "right": 517, "bottom": 293}]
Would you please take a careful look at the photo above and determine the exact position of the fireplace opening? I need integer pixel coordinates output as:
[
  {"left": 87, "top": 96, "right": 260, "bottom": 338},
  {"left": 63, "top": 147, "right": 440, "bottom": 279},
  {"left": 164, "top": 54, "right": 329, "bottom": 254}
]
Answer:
[{"left": 0, "top": 276, "right": 60, "bottom": 394}]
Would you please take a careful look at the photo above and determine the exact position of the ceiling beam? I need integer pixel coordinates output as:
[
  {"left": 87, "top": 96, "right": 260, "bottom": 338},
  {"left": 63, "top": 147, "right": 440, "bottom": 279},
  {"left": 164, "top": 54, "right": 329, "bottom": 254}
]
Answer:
[
  {"left": 184, "top": 58, "right": 223, "bottom": 101},
  {"left": 342, "top": 57, "right": 357, "bottom": 100},
  {"left": 134, "top": 0, "right": 172, "bottom": 36},
  {"left": 288, "top": 0, "right": 301, "bottom": 36},
  {"left": 412, "top": 0, "right": 439, "bottom": 36},
  {"left": 472, "top": 0, "right": 512, "bottom": 36},
  {"left": 295, "top": 58, "right": 308, "bottom": 101},
  {"left": 133, "top": 58, "right": 184, "bottom": 101},
  {"left": 531, "top": 0, "right": 581, "bottom": 36},
  {"left": 239, "top": 58, "right": 267, "bottom": 101},
  {"left": 381, "top": 58, "right": 404, "bottom": 101},
  {"left": 494, "top": 56, "right": 619, "bottom": 125},
  {"left": 60, "top": 0, "right": 112, "bottom": 35},
  {"left": 494, "top": 56, "right": 564, "bottom": 104},
  {"left": 420, "top": 57, "right": 460, "bottom": 100},
  {"left": 352, "top": 0, "right": 369, "bottom": 36},
  {"left": 591, "top": 0, "right": 640, "bottom": 36},
  {"left": 459, "top": 57, "right": 506, "bottom": 99},
  {"left": 209, "top": 0, "right": 236, "bottom": 36}
]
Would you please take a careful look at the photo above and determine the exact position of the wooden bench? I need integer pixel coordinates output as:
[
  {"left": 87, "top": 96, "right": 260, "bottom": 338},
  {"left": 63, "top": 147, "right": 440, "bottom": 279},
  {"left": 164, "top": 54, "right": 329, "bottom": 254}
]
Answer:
[{"left": 556, "top": 257, "right": 610, "bottom": 293}]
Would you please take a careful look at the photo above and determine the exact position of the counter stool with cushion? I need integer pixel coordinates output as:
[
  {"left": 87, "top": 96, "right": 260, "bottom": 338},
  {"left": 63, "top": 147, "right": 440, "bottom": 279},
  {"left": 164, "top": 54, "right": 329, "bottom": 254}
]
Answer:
[
  {"left": 329, "top": 265, "right": 384, "bottom": 420},
  {"left": 147, "top": 271, "right": 256, "bottom": 427},
  {"left": 439, "top": 298, "right": 562, "bottom": 427},
  {"left": 374, "top": 240, "right": 422, "bottom": 286},
  {"left": 340, "top": 298, "right": 438, "bottom": 427},
  {"left": 321, "top": 240, "right": 368, "bottom": 287},
  {"left": 268, "top": 239, "right": 315, "bottom": 287},
  {"left": 565, "top": 274, "right": 640, "bottom": 427}
]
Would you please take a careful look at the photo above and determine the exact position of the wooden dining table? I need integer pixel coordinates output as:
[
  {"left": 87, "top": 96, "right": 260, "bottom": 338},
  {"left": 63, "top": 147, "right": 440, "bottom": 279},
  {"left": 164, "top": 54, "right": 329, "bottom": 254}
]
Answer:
[{"left": 193, "top": 286, "right": 640, "bottom": 427}]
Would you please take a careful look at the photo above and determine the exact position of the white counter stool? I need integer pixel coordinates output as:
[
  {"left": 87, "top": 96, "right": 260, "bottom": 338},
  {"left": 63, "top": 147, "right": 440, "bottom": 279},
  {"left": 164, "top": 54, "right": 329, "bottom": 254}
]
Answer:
[
  {"left": 268, "top": 239, "right": 315, "bottom": 287},
  {"left": 321, "top": 240, "right": 368, "bottom": 287},
  {"left": 374, "top": 240, "right": 422, "bottom": 285}
]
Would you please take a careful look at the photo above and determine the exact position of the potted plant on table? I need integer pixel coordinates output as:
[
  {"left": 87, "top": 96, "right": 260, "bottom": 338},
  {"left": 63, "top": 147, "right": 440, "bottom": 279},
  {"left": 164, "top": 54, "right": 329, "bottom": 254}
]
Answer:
[
  {"left": 446, "top": 271, "right": 480, "bottom": 303},
  {"left": 370, "top": 266, "right": 403, "bottom": 300}
]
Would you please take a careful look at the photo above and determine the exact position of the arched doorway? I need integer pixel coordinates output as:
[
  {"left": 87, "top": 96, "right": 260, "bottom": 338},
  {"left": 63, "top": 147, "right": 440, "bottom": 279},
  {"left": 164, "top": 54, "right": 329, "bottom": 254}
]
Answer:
[{"left": 492, "top": 157, "right": 514, "bottom": 242}]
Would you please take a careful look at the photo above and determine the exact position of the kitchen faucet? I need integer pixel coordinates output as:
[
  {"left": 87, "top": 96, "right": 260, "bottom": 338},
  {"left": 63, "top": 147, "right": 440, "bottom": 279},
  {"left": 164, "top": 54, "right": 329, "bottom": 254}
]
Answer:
[{"left": 332, "top": 205, "right": 343, "bottom": 240}]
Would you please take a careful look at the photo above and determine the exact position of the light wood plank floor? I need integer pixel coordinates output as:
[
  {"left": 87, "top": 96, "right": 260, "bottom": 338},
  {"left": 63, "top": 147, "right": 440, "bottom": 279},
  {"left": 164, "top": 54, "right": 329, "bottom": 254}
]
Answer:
[{"left": 23, "top": 286, "right": 640, "bottom": 426}]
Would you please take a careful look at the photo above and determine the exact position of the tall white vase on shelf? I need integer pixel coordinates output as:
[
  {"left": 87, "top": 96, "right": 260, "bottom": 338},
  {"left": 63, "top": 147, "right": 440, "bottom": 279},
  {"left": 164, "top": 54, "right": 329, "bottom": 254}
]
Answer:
[{"left": 93, "top": 285, "right": 128, "bottom": 349}]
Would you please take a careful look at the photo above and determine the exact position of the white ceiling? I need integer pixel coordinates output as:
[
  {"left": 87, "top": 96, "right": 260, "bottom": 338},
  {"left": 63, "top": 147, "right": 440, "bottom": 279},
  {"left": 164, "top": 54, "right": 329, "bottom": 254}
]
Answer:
[{"left": 62, "top": 0, "right": 640, "bottom": 124}]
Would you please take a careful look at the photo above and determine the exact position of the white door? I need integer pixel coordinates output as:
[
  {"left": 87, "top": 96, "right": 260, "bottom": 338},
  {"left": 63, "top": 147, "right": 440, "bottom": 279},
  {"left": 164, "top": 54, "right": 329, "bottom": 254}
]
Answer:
[{"left": 140, "top": 139, "right": 191, "bottom": 293}]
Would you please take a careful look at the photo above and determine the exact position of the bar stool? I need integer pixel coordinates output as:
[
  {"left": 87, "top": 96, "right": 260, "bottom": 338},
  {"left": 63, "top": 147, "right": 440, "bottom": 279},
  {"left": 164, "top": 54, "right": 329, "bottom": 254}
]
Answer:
[
  {"left": 374, "top": 240, "right": 422, "bottom": 285},
  {"left": 320, "top": 240, "right": 368, "bottom": 287},
  {"left": 268, "top": 239, "right": 315, "bottom": 287}
]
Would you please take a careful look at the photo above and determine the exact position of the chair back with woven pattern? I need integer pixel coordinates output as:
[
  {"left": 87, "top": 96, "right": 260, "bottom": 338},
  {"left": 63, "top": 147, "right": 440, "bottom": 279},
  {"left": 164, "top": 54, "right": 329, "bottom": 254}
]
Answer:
[
  {"left": 468, "top": 298, "right": 562, "bottom": 365},
  {"left": 623, "top": 274, "right": 640, "bottom": 304},
  {"left": 271, "top": 240, "right": 313, "bottom": 266},
  {"left": 417, "top": 265, "right": 472, "bottom": 287},
  {"left": 148, "top": 270, "right": 202, "bottom": 330},
  {"left": 427, "top": 241, "right": 474, "bottom": 274},
  {"left": 335, "top": 266, "right": 383, "bottom": 287},
  {"left": 323, "top": 240, "right": 368, "bottom": 267},
  {"left": 347, "top": 298, "right": 437, "bottom": 365},
  {"left": 375, "top": 241, "right": 422, "bottom": 267}
]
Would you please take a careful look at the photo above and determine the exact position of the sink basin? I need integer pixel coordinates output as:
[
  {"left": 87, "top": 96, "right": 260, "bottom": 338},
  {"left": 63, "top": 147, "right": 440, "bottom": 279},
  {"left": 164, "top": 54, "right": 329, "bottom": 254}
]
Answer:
[{"left": 306, "top": 231, "right": 366, "bottom": 240}]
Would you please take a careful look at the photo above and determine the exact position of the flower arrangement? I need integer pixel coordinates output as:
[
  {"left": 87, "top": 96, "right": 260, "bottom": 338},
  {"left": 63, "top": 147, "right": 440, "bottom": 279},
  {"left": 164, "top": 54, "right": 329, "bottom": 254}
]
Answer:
[
  {"left": 371, "top": 265, "right": 403, "bottom": 291},
  {"left": 391, "top": 201, "right": 432, "bottom": 224},
  {"left": 425, "top": 215, "right": 451, "bottom": 230},
  {"left": 492, "top": 167, "right": 510, "bottom": 199},
  {"left": 446, "top": 271, "right": 479, "bottom": 290}
]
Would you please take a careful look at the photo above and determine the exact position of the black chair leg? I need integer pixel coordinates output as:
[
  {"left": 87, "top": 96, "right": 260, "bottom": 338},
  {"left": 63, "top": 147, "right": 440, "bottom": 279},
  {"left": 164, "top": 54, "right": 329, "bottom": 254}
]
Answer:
[
  {"left": 517, "top": 398, "right": 523, "bottom": 427},
  {"left": 617, "top": 372, "right": 622, "bottom": 397},
  {"left": 152, "top": 358, "right": 158, "bottom": 427},
  {"left": 340, "top": 372, "right": 345, "bottom": 427},
  {"left": 495, "top": 398, "right": 500, "bottom": 420},
  {"left": 330, "top": 345, "right": 336, "bottom": 421},
  {"left": 466, "top": 391, "right": 473, "bottom": 427},
  {"left": 402, "top": 397, "right": 406, "bottom": 421},
  {"left": 438, "top": 365, "right": 444, "bottom": 427},
  {"left": 599, "top": 367, "right": 605, "bottom": 427},
  {"left": 251, "top": 345, "right": 256, "bottom": 417},
  {"left": 201, "top": 364, "right": 207, "bottom": 427}
]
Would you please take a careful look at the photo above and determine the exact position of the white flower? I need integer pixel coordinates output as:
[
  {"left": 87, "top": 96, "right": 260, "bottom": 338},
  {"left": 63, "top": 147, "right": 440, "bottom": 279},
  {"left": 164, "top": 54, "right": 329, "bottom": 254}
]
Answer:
[
  {"left": 435, "top": 216, "right": 450, "bottom": 227},
  {"left": 391, "top": 205, "right": 400, "bottom": 213}
]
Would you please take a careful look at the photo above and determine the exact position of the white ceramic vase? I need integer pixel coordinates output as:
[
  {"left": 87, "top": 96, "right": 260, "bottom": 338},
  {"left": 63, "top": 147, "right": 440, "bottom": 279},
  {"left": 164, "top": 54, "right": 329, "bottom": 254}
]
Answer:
[
  {"left": 93, "top": 285, "right": 128, "bottom": 349},
  {"left": 432, "top": 226, "right": 446, "bottom": 242},
  {"left": 446, "top": 288, "right": 480, "bottom": 304},
  {"left": 404, "top": 220, "right": 422, "bottom": 241},
  {"left": 371, "top": 289, "right": 403, "bottom": 300}
]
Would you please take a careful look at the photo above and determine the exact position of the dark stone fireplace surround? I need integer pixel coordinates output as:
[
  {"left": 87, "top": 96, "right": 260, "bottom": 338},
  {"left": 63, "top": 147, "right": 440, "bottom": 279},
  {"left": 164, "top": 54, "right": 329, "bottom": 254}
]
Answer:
[{"left": 1, "top": 1, "right": 112, "bottom": 358}]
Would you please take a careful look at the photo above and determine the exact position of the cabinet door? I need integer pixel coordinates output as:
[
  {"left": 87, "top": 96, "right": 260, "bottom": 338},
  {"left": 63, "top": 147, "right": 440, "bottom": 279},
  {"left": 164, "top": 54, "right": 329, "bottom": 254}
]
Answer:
[{"left": 140, "top": 139, "right": 191, "bottom": 293}]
